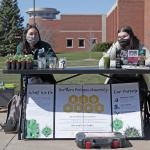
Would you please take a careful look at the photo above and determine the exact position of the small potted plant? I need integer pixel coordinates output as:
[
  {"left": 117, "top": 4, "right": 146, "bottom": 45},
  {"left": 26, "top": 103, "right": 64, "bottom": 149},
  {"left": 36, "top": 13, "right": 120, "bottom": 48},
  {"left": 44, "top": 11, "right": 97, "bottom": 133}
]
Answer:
[
  {"left": 25, "top": 54, "right": 34, "bottom": 69},
  {"left": 15, "top": 55, "right": 22, "bottom": 70},
  {"left": 20, "top": 55, "right": 26, "bottom": 70},
  {"left": 5, "top": 55, "right": 12, "bottom": 70},
  {"left": 11, "top": 55, "right": 17, "bottom": 70}
]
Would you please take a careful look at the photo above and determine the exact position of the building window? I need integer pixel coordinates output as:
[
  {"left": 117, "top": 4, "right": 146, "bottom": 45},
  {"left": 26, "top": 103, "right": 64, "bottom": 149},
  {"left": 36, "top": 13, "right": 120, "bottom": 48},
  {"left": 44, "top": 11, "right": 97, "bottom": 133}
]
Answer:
[
  {"left": 78, "top": 39, "right": 85, "bottom": 48},
  {"left": 66, "top": 39, "right": 73, "bottom": 48}
]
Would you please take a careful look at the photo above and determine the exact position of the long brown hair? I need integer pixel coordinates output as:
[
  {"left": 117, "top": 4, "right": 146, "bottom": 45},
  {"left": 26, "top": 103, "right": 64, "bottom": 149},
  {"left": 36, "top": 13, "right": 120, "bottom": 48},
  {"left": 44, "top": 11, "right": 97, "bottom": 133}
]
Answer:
[
  {"left": 22, "top": 24, "right": 41, "bottom": 54},
  {"left": 118, "top": 26, "right": 140, "bottom": 49}
]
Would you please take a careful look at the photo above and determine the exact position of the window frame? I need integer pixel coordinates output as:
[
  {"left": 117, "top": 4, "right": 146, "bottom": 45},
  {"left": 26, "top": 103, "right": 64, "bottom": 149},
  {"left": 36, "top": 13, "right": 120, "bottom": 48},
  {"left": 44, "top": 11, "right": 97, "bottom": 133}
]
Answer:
[
  {"left": 66, "top": 38, "right": 73, "bottom": 48},
  {"left": 90, "top": 38, "right": 97, "bottom": 45},
  {"left": 78, "top": 38, "right": 85, "bottom": 48}
]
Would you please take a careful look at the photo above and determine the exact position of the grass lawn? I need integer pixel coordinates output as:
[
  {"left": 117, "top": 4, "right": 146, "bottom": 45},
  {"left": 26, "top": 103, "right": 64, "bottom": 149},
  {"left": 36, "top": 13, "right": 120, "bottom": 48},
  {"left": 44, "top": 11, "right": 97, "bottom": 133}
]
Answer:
[{"left": 0, "top": 51, "right": 105, "bottom": 92}]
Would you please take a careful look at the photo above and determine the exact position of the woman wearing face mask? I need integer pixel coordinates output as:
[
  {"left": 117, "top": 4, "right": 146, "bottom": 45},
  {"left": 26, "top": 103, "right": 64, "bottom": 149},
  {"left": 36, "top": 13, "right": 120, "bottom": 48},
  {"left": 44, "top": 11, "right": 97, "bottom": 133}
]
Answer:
[
  {"left": 99, "top": 26, "right": 147, "bottom": 66},
  {"left": 16, "top": 24, "right": 57, "bottom": 83},
  {"left": 99, "top": 25, "right": 150, "bottom": 108}
]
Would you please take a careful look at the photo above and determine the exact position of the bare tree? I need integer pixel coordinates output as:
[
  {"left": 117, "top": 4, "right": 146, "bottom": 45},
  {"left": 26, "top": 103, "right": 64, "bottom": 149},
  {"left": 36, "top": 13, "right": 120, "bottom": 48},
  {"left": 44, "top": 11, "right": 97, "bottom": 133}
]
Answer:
[
  {"left": 37, "top": 23, "right": 56, "bottom": 49},
  {"left": 86, "top": 31, "right": 96, "bottom": 59}
]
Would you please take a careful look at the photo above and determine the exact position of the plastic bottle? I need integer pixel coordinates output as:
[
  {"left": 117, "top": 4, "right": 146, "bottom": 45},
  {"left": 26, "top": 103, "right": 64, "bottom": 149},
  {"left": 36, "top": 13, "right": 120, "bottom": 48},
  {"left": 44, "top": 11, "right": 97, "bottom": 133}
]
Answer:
[
  {"left": 138, "top": 49, "right": 146, "bottom": 66},
  {"left": 37, "top": 48, "right": 46, "bottom": 69},
  {"left": 59, "top": 57, "right": 66, "bottom": 69},
  {"left": 116, "top": 49, "right": 121, "bottom": 68}
]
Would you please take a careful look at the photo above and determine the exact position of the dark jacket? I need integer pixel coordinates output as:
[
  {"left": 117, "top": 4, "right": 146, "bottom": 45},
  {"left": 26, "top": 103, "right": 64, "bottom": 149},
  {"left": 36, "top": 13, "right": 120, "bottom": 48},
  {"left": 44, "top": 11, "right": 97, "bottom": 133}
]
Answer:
[
  {"left": 16, "top": 40, "right": 57, "bottom": 60},
  {"left": 16, "top": 40, "right": 57, "bottom": 84}
]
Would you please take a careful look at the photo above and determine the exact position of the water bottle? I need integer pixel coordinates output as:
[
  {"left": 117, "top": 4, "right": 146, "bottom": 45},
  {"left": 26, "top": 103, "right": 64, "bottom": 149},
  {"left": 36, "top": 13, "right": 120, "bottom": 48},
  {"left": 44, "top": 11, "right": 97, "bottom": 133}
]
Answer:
[
  {"left": 138, "top": 49, "right": 146, "bottom": 66},
  {"left": 116, "top": 49, "right": 121, "bottom": 68},
  {"left": 37, "top": 48, "right": 46, "bottom": 69},
  {"left": 59, "top": 57, "right": 66, "bottom": 69}
]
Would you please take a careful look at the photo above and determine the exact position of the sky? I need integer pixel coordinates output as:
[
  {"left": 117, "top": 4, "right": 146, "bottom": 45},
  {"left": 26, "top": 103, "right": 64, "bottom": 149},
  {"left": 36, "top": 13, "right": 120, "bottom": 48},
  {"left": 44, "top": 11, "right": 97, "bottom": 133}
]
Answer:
[{"left": 18, "top": 0, "right": 116, "bottom": 26}]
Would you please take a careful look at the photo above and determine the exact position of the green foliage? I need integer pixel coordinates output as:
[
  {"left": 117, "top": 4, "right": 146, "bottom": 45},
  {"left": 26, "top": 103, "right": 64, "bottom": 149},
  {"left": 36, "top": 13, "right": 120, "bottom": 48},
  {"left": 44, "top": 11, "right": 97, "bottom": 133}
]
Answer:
[
  {"left": 0, "top": 0, "right": 24, "bottom": 56},
  {"left": 14, "top": 54, "right": 22, "bottom": 62},
  {"left": 5, "top": 54, "right": 34, "bottom": 63},
  {"left": 91, "top": 42, "right": 112, "bottom": 52},
  {"left": 5, "top": 54, "right": 13, "bottom": 62},
  {"left": 26, "top": 119, "right": 40, "bottom": 138},
  {"left": 24, "top": 54, "right": 34, "bottom": 62},
  {"left": 42, "top": 126, "right": 52, "bottom": 137},
  {"left": 124, "top": 127, "right": 140, "bottom": 137},
  {"left": 113, "top": 118, "right": 123, "bottom": 131}
]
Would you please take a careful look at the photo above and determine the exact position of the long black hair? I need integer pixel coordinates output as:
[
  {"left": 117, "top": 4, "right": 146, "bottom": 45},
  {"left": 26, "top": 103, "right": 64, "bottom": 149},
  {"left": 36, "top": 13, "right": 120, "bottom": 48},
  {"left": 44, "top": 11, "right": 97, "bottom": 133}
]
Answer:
[
  {"left": 21, "top": 24, "right": 41, "bottom": 54},
  {"left": 118, "top": 26, "right": 140, "bottom": 49}
]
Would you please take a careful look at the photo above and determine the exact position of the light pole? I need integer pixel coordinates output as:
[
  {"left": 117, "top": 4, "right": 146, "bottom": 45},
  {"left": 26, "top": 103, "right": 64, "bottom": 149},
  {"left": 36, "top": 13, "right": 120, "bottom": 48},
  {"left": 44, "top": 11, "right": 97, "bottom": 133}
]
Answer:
[{"left": 33, "top": 0, "right": 35, "bottom": 25}]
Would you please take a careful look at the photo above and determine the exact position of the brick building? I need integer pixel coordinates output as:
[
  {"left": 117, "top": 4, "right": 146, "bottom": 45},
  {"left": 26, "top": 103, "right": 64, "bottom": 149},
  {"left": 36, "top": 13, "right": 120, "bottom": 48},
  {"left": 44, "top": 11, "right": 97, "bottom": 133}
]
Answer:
[
  {"left": 144, "top": 0, "right": 150, "bottom": 49},
  {"left": 27, "top": 8, "right": 106, "bottom": 52},
  {"left": 27, "top": 0, "right": 150, "bottom": 52},
  {"left": 107, "top": 0, "right": 150, "bottom": 49}
]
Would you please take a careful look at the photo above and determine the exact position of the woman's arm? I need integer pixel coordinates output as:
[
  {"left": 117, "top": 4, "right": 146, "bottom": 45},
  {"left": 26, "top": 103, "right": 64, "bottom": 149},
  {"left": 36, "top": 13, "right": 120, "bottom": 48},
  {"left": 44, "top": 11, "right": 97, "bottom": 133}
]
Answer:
[
  {"left": 16, "top": 43, "right": 23, "bottom": 55},
  {"left": 107, "top": 41, "right": 120, "bottom": 59}
]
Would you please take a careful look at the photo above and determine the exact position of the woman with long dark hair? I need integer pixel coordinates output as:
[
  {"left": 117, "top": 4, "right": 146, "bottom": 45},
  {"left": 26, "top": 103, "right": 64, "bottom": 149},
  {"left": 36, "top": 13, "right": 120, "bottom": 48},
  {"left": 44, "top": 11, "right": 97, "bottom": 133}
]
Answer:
[
  {"left": 16, "top": 24, "right": 57, "bottom": 59},
  {"left": 99, "top": 25, "right": 148, "bottom": 64},
  {"left": 99, "top": 25, "right": 150, "bottom": 108},
  {"left": 117, "top": 25, "right": 140, "bottom": 50},
  {"left": 16, "top": 24, "right": 57, "bottom": 83}
]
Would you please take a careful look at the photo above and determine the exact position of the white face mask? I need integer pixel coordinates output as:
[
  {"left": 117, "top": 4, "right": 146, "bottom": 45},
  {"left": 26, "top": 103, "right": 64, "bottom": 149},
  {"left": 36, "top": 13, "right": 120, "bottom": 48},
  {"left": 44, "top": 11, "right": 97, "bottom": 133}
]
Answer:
[
  {"left": 123, "top": 35, "right": 130, "bottom": 40},
  {"left": 26, "top": 35, "right": 39, "bottom": 45}
]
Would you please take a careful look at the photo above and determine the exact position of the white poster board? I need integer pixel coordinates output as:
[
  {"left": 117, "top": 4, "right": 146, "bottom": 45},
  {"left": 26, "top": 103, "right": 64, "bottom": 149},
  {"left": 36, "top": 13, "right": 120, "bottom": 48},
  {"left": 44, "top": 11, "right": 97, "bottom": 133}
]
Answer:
[
  {"left": 55, "top": 84, "right": 111, "bottom": 138},
  {"left": 111, "top": 83, "right": 143, "bottom": 138},
  {"left": 82, "top": 85, "right": 112, "bottom": 132},
  {"left": 25, "top": 84, "right": 54, "bottom": 139}
]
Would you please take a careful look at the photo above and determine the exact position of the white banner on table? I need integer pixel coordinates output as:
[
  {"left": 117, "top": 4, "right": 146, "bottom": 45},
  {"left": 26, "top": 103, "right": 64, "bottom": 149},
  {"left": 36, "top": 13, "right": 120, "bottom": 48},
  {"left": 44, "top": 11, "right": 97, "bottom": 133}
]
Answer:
[
  {"left": 82, "top": 85, "right": 112, "bottom": 132},
  {"left": 111, "top": 83, "right": 143, "bottom": 138},
  {"left": 25, "top": 84, "right": 54, "bottom": 139},
  {"left": 55, "top": 84, "right": 111, "bottom": 138},
  {"left": 55, "top": 85, "right": 83, "bottom": 138}
]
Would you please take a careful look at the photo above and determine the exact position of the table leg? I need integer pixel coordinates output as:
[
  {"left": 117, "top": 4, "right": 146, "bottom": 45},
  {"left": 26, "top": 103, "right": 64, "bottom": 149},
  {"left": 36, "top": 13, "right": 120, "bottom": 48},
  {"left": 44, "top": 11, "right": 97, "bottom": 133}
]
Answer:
[
  {"left": 144, "top": 93, "right": 150, "bottom": 126},
  {"left": 18, "top": 74, "right": 25, "bottom": 140}
]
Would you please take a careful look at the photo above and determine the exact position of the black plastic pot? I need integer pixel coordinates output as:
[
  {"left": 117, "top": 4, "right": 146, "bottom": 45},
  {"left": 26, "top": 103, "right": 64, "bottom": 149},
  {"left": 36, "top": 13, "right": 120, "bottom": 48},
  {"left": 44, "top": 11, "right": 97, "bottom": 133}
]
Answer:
[
  {"left": 26, "top": 62, "right": 33, "bottom": 69},
  {"left": 11, "top": 61, "right": 16, "bottom": 70},
  {"left": 21, "top": 61, "right": 26, "bottom": 70},
  {"left": 6, "top": 62, "right": 11, "bottom": 70},
  {"left": 16, "top": 62, "right": 21, "bottom": 70}
]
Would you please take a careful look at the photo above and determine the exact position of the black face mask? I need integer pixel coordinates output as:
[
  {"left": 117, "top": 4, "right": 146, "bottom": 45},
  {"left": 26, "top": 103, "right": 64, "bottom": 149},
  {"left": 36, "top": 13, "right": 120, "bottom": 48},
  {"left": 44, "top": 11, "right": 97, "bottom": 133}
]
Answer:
[{"left": 118, "top": 38, "right": 130, "bottom": 49}]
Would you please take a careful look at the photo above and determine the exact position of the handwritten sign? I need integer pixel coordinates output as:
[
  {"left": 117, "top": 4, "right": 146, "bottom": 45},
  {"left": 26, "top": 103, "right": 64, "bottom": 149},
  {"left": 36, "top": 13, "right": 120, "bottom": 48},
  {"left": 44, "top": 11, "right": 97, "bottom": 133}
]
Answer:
[
  {"left": 25, "top": 84, "right": 54, "bottom": 139},
  {"left": 111, "top": 83, "right": 143, "bottom": 138},
  {"left": 24, "top": 83, "right": 143, "bottom": 139}
]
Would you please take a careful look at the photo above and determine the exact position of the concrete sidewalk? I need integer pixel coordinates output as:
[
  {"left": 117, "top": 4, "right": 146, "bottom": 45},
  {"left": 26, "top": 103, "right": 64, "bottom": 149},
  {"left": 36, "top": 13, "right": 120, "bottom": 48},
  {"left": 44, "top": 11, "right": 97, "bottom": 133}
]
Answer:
[{"left": 1, "top": 112, "right": 150, "bottom": 150}]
